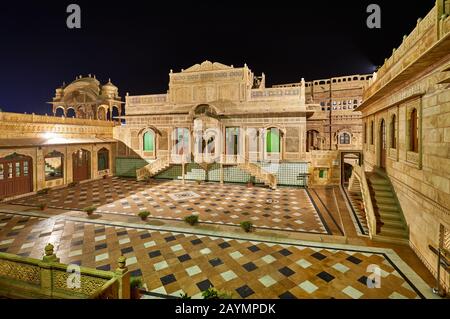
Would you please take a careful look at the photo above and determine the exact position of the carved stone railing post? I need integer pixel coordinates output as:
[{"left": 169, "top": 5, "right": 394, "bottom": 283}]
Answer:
[
  {"left": 115, "top": 256, "right": 130, "bottom": 299},
  {"left": 39, "top": 244, "right": 60, "bottom": 297}
]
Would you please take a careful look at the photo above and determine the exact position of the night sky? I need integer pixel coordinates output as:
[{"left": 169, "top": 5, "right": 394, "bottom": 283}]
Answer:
[{"left": 0, "top": 0, "right": 436, "bottom": 114}]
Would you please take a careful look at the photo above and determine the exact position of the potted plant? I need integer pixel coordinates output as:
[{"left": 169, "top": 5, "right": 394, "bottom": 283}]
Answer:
[
  {"left": 130, "top": 276, "right": 143, "bottom": 299},
  {"left": 179, "top": 292, "right": 191, "bottom": 299},
  {"left": 240, "top": 221, "right": 253, "bottom": 233},
  {"left": 37, "top": 188, "right": 50, "bottom": 195},
  {"left": 246, "top": 177, "right": 254, "bottom": 188},
  {"left": 39, "top": 203, "right": 47, "bottom": 211},
  {"left": 196, "top": 179, "right": 202, "bottom": 185},
  {"left": 202, "top": 287, "right": 232, "bottom": 299},
  {"left": 83, "top": 206, "right": 97, "bottom": 216},
  {"left": 138, "top": 210, "right": 150, "bottom": 221},
  {"left": 68, "top": 181, "right": 78, "bottom": 187},
  {"left": 103, "top": 174, "right": 108, "bottom": 179},
  {"left": 184, "top": 215, "right": 199, "bottom": 226}
]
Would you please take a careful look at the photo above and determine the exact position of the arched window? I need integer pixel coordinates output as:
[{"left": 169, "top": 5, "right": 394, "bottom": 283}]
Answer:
[
  {"left": 143, "top": 131, "right": 155, "bottom": 151},
  {"left": 409, "top": 108, "right": 419, "bottom": 152},
  {"left": 44, "top": 151, "right": 64, "bottom": 181},
  {"left": 370, "top": 121, "right": 374, "bottom": 145},
  {"left": 340, "top": 133, "right": 351, "bottom": 144},
  {"left": 266, "top": 128, "right": 280, "bottom": 153},
  {"left": 97, "top": 148, "right": 109, "bottom": 171},
  {"left": 390, "top": 114, "right": 397, "bottom": 149}
]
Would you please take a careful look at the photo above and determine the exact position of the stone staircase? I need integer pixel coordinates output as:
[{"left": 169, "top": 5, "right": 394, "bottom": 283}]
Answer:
[
  {"left": 346, "top": 178, "right": 369, "bottom": 235},
  {"left": 136, "top": 155, "right": 170, "bottom": 181},
  {"left": 237, "top": 162, "right": 277, "bottom": 189},
  {"left": 366, "top": 170, "right": 409, "bottom": 243}
]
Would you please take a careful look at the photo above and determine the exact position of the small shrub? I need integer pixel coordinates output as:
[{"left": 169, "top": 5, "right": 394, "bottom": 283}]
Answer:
[
  {"left": 39, "top": 203, "right": 47, "bottom": 211},
  {"left": 130, "top": 276, "right": 143, "bottom": 289},
  {"left": 202, "top": 287, "right": 219, "bottom": 299},
  {"left": 130, "top": 276, "right": 143, "bottom": 299},
  {"left": 68, "top": 182, "right": 78, "bottom": 187},
  {"left": 179, "top": 292, "right": 191, "bottom": 299},
  {"left": 240, "top": 221, "right": 253, "bottom": 233},
  {"left": 37, "top": 188, "right": 50, "bottom": 195},
  {"left": 138, "top": 210, "right": 151, "bottom": 220},
  {"left": 184, "top": 215, "right": 199, "bottom": 226},
  {"left": 202, "top": 287, "right": 232, "bottom": 299},
  {"left": 195, "top": 179, "right": 202, "bottom": 185},
  {"left": 83, "top": 206, "right": 97, "bottom": 215}
]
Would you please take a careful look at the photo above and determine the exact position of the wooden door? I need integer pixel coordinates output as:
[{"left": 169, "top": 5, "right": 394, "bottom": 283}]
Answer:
[
  {"left": 0, "top": 154, "right": 32, "bottom": 198},
  {"left": 72, "top": 150, "right": 90, "bottom": 182}
]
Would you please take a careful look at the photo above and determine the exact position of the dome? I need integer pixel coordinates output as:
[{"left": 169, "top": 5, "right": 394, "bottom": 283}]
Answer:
[{"left": 102, "top": 79, "right": 118, "bottom": 90}]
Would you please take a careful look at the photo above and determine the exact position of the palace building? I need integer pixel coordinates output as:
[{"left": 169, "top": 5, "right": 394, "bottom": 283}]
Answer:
[{"left": 0, "top": 0, "right": 448, "bottom": 299}]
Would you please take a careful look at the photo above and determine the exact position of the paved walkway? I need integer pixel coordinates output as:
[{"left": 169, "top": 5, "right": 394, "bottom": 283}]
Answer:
[
  {"left": 11, "top": 178, "right": 329, "bottom": 234},
  {"left": 0, "top": 210, "right": 432, "bottom": 299}
]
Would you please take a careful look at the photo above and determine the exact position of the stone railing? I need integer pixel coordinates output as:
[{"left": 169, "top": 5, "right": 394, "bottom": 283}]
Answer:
[
  {"left": 136, "top": 155, "right": 170, "bottom": 181},
  {"left": 249, "top": 87, "right": 301, "bottom": 101},
  {"left": 352, "top": 164, "right": 377, "bottom": 238},
  {"left": 0, "top": 244, "right": 130, "bottom": 299},
  {"left": 126, "top": 94, "right": 168, "bottom": 106},
  {"left": 363, "top": 2, "right": 446, "bottom": 101},
  {"left": 0, "top": 112, "right": 115, "bottom": 127}
]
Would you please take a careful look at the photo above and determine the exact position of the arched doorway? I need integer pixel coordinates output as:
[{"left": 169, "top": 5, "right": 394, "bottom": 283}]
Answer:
[
  {"left": 55, "top": 107, "right": 65, "bottom": 117},
  {"left": 306, "top": 130, "right": 320, "bottom": 152},
  {"left": 66, "top": 108, "right": 76, "bottom": 118},
  {"left": 72, "top": 149, "right": 91, "bottom": 182},
  {"left": 0, "top": 153, "right": 33, "bottom": 197},
  {"left": 379, "top": 119, "right": 386, "bottom": 169}
]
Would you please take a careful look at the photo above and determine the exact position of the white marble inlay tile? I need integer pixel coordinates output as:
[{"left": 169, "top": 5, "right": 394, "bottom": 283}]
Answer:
[
  {"left": 299, "top": 280, "right": 318, "bottom": 294},
  {"left": 258, "top": 275, "right": 277, "bottom": 288},
  {"left": 262, "top": 254, "right": 276, "bottom": 264},
  {"left": 95, "top": 235, "right": 106, "bottom": 242},
  {"left": 296, "top": 259, "right": 312, "bottom": 269},
  {"left": 186, "top": 265, "right": 202, "bottom": 276},
  {"left": 171, "top": 244, "right": 183, "bottom": 252},
  {"left": 220, "top": 270, "right": 237, "bottom": 282},
  {"left": 69, "top": 249, "right": 82, "bottom": 257},
  {"left": 95, "top": 253, "right": 109, "bottom": 262},
  {"left": 126, "top": 256, "right": 137, "bottom": 266},
  {"left": 342, "top": 286, "right": 363, "bottom": 299},
  {"left": 154, "top": 260, "right": 169, "bottom": 271},
  {"left": 332, "top": 263, "right": 350, "bottom": 273},
  {"left": 229, "top": 251, "right": 243, "bottom": 259}
]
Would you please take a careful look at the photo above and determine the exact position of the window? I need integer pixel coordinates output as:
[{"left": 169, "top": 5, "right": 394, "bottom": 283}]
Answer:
[
  {"left": 0, "top": 164, "right": 3, "bottom": 180},
  {"left": 390, "top": 114, "right": 397, "bottom": 149},
  {"left": 15, "top": 162, "right": 20, "bottom": 177},
  {"left": 97, "top": 148, "right": 109, "bottom": 171},
  {"left": 370, "top": 121, "right": 374, "bottom": 145},
  {"left": 143, "top": 131, "right": 154, "bottom": 151},
  {"left": 340, "top": 133, "right": 350, "bottom": 144},
  {"left": 409, "top": 108, "right": 419, "bottom": 152},
  {"left": 44, "top": 151, "right": 64, "bottom": 181},
  {"left": 266, "top": 128, "right": 280, "bottom": 153},
  {"left": 226, "top": 127, "right": 239, "bottom": 156},
  {"left": 174, "top": 128, "right": 189, "bottom": 155},
  {"left": 363, "top": 123, "right": 367, "bottom": 144}
]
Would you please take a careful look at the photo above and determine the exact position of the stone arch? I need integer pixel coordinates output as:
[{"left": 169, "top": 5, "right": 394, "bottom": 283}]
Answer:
[{"left": 66, "top": 107, "right": 76, "bottom": 118}]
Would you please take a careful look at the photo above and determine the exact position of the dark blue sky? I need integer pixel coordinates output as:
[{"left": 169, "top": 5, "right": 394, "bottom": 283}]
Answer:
[{"left": 0, "top": 0, "right": 436, "bottom": 114}]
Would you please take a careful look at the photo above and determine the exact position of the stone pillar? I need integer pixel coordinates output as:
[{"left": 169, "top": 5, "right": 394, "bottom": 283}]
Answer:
[
  {"left": 115, "top": 256, "right": 130, "bottom": 299},
  {"left": 40, "top": 244, "right": 60, "bottom": 298}
]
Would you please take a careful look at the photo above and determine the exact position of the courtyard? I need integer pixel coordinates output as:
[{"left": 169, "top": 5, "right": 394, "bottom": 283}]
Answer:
[{"left": 0, "top": 178, "right": 437, "bottom": 299}]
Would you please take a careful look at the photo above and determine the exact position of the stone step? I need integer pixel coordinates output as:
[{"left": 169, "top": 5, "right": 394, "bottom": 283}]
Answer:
[
  {"left": 382, "top": 219, "right": 406, "bottom": 229},
  {"left": 370, "top": 184, "right": 391, "bottom": 191},
  {"left": 374, "top": 196, "right": 397, "bottom": 205},
  {"left": 379, "top": 211, "right": 402, "bottom": 221},
  {"left": 379, "top": 227, "right": 408, "bottom": 239},
  {"left": 376, "top": 203, "right": 399, "bottom": 212},
  {"left": 373, "top": 190, "right": 394, "bottom": 198},
  {"left": 368, "top": 177, "right": 390, "bottom": 186}
]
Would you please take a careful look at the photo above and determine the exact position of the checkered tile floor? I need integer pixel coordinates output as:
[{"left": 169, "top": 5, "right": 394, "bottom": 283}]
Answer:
[
  {"left": 0, "top": 212, "right": 422, "bottom": 299},
  {"left": 12, "top": 178, "right": 329, "bottom": 234}
]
